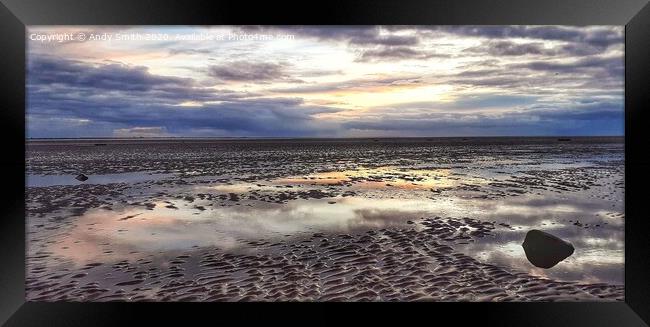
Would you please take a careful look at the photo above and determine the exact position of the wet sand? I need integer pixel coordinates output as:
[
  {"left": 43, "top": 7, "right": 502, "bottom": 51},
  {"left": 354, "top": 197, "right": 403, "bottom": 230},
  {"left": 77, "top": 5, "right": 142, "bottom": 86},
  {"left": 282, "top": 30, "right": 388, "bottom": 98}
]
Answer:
[{"left": 25, "top": 137, "right": 625, "bottom": 301}]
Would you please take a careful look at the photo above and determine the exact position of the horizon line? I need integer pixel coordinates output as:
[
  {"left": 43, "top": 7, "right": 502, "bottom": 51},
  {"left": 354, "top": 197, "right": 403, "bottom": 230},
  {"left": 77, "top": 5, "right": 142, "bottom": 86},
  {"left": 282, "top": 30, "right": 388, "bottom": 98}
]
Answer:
[{"left": 26, "top": 135, "right": 625, "bottom": 141}]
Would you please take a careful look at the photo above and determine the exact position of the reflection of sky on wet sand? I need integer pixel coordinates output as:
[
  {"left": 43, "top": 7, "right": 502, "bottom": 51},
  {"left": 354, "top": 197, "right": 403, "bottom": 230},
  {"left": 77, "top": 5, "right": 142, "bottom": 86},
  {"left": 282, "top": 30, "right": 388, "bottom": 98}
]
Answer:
[
  {"left": 201, "top": 167, "right": 488, "bottom": 195},
  {"left": 50, "top": 197, "right": 436, "bottom": 260},
  {"left": 26, "top": 160, "right": 624, "bottom": 286},
  {"left": 272, "top": 167, "right": 468, "bottom": 190},
  {"left": 45, "top": 177, "right": 624, "bottom": 284},
  {"left": 454, "top": 193, "right": 623, "bottom": 284}
]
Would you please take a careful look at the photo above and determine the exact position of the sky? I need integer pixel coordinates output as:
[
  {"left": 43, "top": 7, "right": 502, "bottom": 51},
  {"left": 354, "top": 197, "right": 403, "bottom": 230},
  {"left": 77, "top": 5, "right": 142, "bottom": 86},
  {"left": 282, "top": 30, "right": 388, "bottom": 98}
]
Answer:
[{"left": 26, "top": 26, "right": 624, "bottom": 138}]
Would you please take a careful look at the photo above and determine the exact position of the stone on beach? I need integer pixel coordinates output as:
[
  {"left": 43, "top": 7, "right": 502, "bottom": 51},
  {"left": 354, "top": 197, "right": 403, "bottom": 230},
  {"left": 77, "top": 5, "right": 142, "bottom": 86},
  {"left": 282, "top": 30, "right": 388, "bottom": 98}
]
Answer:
[
  {"left": 75, "top": 174, "right": 89, "bottom": 182},
  {"left": 522, "top": 229, "right": 574, "bottom": 269}
]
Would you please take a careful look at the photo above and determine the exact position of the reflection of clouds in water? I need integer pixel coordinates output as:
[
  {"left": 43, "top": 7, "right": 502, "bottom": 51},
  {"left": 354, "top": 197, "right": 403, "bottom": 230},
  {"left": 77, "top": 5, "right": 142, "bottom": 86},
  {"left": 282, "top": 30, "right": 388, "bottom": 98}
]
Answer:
[
  {"left": 51, "top": 197, "right": 438, "bottom": 262},
  {"left": 463, "top": 224, "right": 623, "bottom": 284},
  {"left": 470, "top": 195, "right": 622, "bottom": 224},
  {"left": 45, "top": 170, "right": 624, "bottom": 284},
  {"left": 479, "top": 223, "right": 623, "bottom": 245},
  {"left": 53, "top": 227, "right": 138, "bottom": 263},
  {"left": 351, "top": 208, "right": 427, "bottom": 229},
  {"left": 576, "top": 237, "right": 624, "bottom": 249},
  {"left": 476, "top": 248, "right": 623, "bottom": 284},
  {"left": 443, "top": 192, "right": 624, "bottom": 284},
  {"left": 272, "top": 166, "right": 465, "bottom": 190}
]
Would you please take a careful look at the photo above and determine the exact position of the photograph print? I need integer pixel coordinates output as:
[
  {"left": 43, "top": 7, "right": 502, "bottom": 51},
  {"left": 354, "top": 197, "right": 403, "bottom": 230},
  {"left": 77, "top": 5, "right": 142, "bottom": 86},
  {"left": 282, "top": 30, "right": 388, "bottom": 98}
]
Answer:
[{"left": 25, "top": 25, "right": 624, "bottom": 302}]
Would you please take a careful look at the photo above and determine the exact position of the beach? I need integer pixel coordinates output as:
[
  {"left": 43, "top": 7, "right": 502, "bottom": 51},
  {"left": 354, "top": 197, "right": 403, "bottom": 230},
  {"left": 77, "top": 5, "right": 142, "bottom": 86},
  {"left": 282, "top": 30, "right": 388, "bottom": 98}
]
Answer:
[{"left": 25, "top": 137, "right": 625, "bottom": 301}]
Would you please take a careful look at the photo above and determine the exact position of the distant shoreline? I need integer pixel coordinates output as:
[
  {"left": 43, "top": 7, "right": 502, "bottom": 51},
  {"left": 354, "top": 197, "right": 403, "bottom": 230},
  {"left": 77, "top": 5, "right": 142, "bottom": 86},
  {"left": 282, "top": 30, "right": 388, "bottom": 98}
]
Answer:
[
  {"left": 26, "top": 135, "right": 625, "bottom": 141},
  {"left": 25, "top": 135, "right": 625, "bottom": 146}
]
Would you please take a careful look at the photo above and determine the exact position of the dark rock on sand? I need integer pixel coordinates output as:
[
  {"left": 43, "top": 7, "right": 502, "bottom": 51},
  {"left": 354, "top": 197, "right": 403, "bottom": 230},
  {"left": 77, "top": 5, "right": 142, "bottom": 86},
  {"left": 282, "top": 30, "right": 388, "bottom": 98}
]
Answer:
[
  {"left": 75, "top": 174, "right": 89, "bottom": 182},
  {"left": 522, "top": 230, "right": 574, "bottom": 269}
]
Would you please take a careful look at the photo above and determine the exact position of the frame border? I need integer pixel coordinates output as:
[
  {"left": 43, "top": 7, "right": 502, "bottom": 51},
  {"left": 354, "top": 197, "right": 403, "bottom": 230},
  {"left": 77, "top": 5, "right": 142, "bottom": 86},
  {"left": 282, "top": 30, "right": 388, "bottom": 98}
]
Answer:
[{"left": 1, "top": 0, "right": 649, "bottom": 326}]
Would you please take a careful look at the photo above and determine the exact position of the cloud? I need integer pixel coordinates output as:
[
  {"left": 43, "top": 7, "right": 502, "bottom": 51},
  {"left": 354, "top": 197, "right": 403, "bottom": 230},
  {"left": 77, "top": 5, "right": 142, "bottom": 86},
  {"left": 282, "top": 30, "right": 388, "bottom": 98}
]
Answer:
[
  {"left": 466, "top": 40, "right": 557, "bottom": 56},
  {"left": 26, "top": 26, "right": 624, "bottom": 138},
  {"left": 383, "top": 94, "right": 539, "bottom": 112},
  {"left": 524, "top": 100, "right": 624, "bottom": 121},
  {"left": 340, "top": 98, "right": 623, "bottom": 137},
  {"left": 169, "top": 48, "right": 212, "bottom": 55},
  {"left": 240, "top": 26, "right": 430, "bottom": 62},
  {"left": 28, "top": 56, "right": 193, "bottom": 92},
  {"left": 434, "top": 54, "right": 623, "bottom": 93},
  {"left": 27, "top": 55, "right": 344, "bottom": 138},
  {"left": 243, "top": 26, "right": 622, "bottom": 64},
  {"left": 27, "top": 56, "right": 251, "bottom": 106},
  {"left": 356, "top": 47, "right": 447, "bottom": 62},
  {"left": 207, "top": 61, "right": 287, "bottom": 82},
  {"left": 270, "top": 75, "right": 423, "bottom": 94},
  {"left": 239, "top": 26, "right": 419, "bottom": 47},
  {"left": 29, "top": 92, "right": 344, "bottom": 138},
  {"left": 206, "top": 61, "right": 304, "bottom": 83},
  {"left": 512, "top": 56, "right": 624, "bottom": 79},
  {"left": 431, "top": 26, "right": 623, "bottom": 49}
]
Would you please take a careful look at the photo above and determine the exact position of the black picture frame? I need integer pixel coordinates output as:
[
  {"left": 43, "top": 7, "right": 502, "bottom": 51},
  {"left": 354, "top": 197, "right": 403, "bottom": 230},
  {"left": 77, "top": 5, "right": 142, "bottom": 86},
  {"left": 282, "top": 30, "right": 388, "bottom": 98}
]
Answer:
[{"left": 1, "top": 0, "right": 649, "bottom": 326}]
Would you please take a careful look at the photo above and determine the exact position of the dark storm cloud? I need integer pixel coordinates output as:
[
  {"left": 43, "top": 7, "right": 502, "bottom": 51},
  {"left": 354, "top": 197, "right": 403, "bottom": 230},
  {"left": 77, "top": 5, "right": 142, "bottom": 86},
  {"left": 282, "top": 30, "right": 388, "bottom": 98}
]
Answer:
[
  {"left": 99, "top": 99, "right": 329, "bottom": 130},
  {"left": 207, "top": 61, "right": 293, "bottom": 82},
  {"left": 27, "top": 55, "right": 342, "bottom": 138},
  {"left": 28, "top": 56, "right": 193, "bottom": 92},
  {"left": 27, "top": 56, "right": 254, "bottom": 104},
  {"left": 28, "top": 90, "right": 343, "bottom": 137}
]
